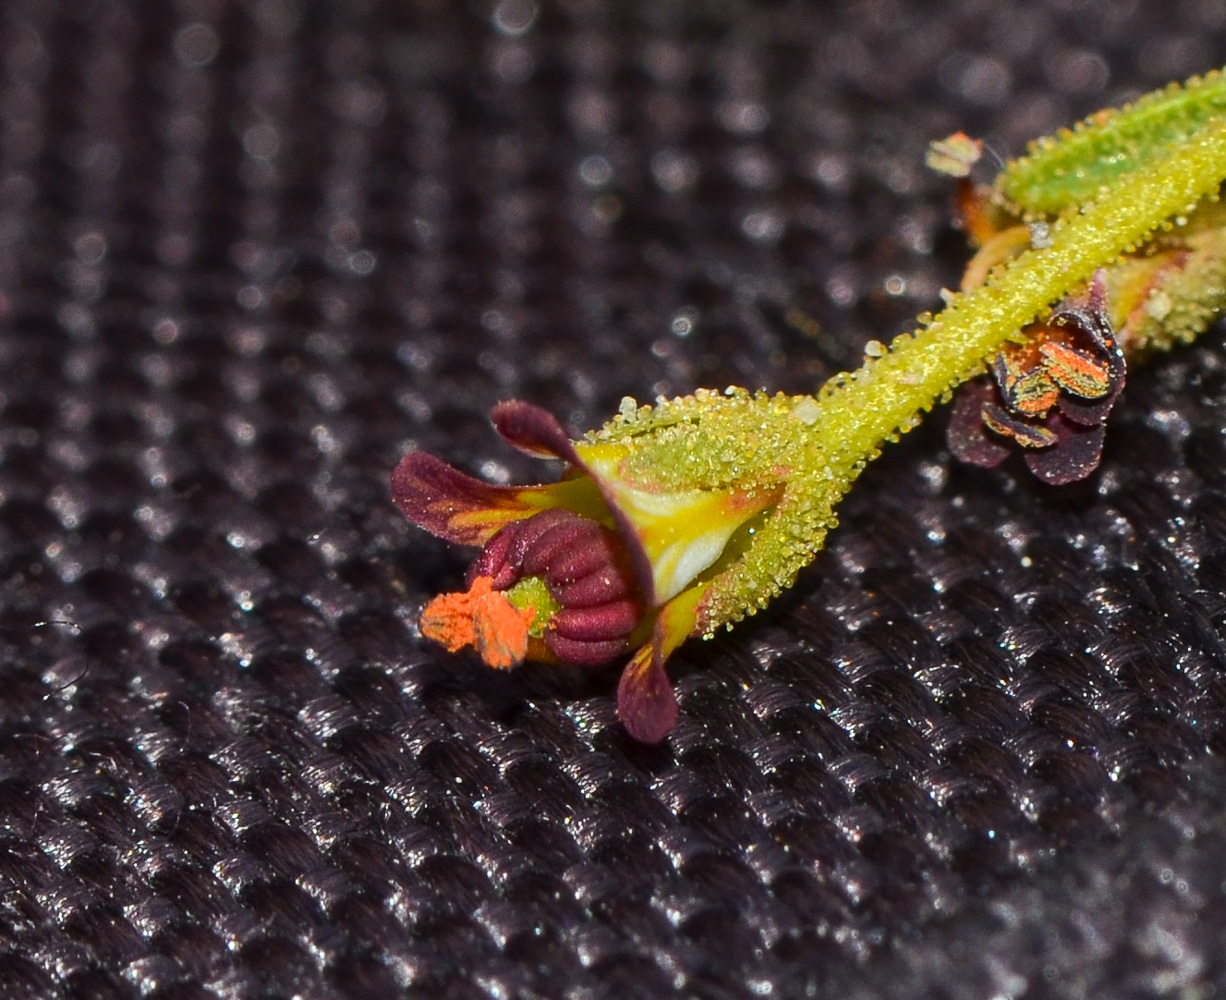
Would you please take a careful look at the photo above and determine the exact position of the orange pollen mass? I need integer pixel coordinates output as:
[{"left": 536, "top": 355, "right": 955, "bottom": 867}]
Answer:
[
  {"left": 1039, "top": 340, "right": 1112, "bottom": 397},
  {"left": 419, "top": 575, "right": 533, "bottom": 671}
]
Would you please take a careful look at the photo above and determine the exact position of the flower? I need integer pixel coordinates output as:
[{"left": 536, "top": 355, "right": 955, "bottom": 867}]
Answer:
[
  {"left": 947, "top": 273, "right": 1127, "bottom": 484},
  {"left": 393, "top": 398, "right": 789, "bottom": 743}
]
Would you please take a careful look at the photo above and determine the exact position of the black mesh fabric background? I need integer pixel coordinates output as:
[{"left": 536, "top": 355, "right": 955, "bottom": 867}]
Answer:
[{"left": 2, "top": 1, "right": 1226, "bottom": 997}]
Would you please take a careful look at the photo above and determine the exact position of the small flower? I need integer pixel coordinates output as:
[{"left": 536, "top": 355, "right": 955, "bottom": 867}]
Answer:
[
  {"left": 393, "top": 399, "right": 783, "bottom": 742},
  {"left": 947, "top": 273, "right": 1127, "bottom": 485}
]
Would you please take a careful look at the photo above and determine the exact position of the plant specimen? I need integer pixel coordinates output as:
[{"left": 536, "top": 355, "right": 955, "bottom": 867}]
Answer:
[{"left": 394, "top": 69, "right": 1226, "bottom": 742}]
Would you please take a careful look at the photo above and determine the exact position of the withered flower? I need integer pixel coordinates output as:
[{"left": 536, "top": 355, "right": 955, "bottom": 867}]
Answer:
[{"left": 947, "top": 274, "right": 1126, "bottom": 484}]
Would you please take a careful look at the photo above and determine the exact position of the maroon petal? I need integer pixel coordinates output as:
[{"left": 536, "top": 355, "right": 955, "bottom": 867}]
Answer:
[
  {"left": 501, "top": 508, "right": 572, "bottom": 566},
  {"left": 1051, "top": 271, "right": 1126, "bottom": 426},
  {"left": 491, "top": 400, "right": 584, "bottom": 463},
  {"left": 463, "top": 508, "right": 645, "bottom": 668},
  {"left": 948, "top": 271, "right": 1124, "bottom": 487},
  {"left": 947, "top": 379, "right": 1009, "bottom": 468},
  {"left": 551, "top": 568, "right": 634, "bottom": 608},
  {"left": 518, "top": 515, "right": 597, "bottom": 577},
  {"left": 1023, "top": 416, "right": 1105, "bottom": 485},
  {"left": 551, "top": 599, "right": 643, "bottom": 642},
  {"left": 1049, "top": 270, "right": 1113, "bottom": 352},
  {"left": 1059, "top": 392, "right": 1115, "bottom": 426},
  {"left": 392, "top": 452, "right": 543, "bottom": 547},
  {"left": 544, "top": 633, "right": 630, "bottom": 668},
  {"left": 504, "top": 510, "right": 638, "bottom": 606},
  {"left": 466, "top": 523, "right": 520, "bottom": 589},
  {"left": 545, "top": 539, "right": 617, "bottom": 587},
  {"left": 616, "top": 643, "right": 678, "bottom": 744}
]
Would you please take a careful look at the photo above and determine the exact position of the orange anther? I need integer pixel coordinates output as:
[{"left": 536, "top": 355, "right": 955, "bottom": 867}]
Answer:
[
  {"left": 418, "top": 575, "right": 532, "bottom": 671},
  {"left": 473, "top": 588, "right": 532, "bottom": 670},
  {"left": 1039, "top": 341, "right": 1111, "bottom": 398}
]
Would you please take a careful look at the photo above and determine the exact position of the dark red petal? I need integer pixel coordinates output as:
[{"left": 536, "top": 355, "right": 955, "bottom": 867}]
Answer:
[
  {"left": 391, "top": 452, "right": 538, "bottom": 547},
  {"left": 500, "top": 509, "right": 639, "bottom": 607},
  {"left": 518, "top": 518, "right": 598, "bottom": 578},
  {"left": 551, "top": 568, "right": 633, "bottom": 608},
  {"left": 947, "top": 379, "right": 1009, "bottom": 468},
  {"left": 545, "top": 535, "right": 617, "bottom": 586},
  {"left": 466, "top": 523, "right": 520, "bottom": 590},
  {"left": 550, "top": 599, "right": 642, "bottom": 643},
  {"left": 540, "top": 522, "right": 638, "bottom": 608},
  {"left": 949, "top": 272, "right": 1121, "bottom": 488},
  {"left": 491, "top": 400, "right": 583, "bottom": 463},
  {"left": 1058, "top": 391, "right": 1117, "bottom": 427},
  {"left": 502, "top": 508, "right": 571, "bottom": 567},
  {"left": 543, "top": 632, "right": 629, "bottom": 667},
  {"left": 1024, "top": 417, "right": 1105, "bottom": 485},
  {"left": 990, "top": 352, "right": 1012, "bottom": 391},
  {"left": 616, "top": 644, "right": 678, "bottom": 744}
]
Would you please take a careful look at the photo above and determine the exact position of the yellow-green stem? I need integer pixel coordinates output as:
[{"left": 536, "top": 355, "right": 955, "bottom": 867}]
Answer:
[{"left": 813, "top": 118, "right": 1226, "bottom": 466}]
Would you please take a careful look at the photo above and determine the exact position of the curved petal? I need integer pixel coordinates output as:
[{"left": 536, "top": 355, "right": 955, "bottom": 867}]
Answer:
[
  {"left": 616, "top": 643, "right": 677, "bottom": 744},
  {"left": 946, "top": 378, "right": 1009, "bottom": 468},
  {"left": 616, "top": 584, "right": 704, "bottom": 743},
  {"left": 1051, "top": 271, "right": 1126, "bottom": 425},
  {"left": 1023, "top": 415, "right": 1106, "bottom": 485},
  {"left": 391, "top": 450, "right": 606, "bottom": 547},
  {"left": 492, "top": 399, "right": 585, "bottom": 461},
  {"left": 392, "top": 452, "right": 539, "bottom": 546}
]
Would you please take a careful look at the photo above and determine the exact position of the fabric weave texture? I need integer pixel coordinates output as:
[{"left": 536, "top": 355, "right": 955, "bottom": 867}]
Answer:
[{"left": 1, "top": 1, "right": 1226, "bottom": 997}]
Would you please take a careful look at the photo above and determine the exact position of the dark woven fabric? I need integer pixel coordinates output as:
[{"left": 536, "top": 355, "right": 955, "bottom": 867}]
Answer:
[{"left": 2, "top": 1, "right": 1226, "bottom": 997}]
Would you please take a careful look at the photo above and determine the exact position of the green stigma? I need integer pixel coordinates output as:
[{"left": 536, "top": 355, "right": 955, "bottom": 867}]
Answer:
[{"left": 505, "top": 577, "right": 561, "bottom": 637}]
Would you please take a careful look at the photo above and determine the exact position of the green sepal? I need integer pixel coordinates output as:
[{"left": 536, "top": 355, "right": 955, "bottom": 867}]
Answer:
[{"left": 998, "top": 68, "right": 1226, "bottom": 217}]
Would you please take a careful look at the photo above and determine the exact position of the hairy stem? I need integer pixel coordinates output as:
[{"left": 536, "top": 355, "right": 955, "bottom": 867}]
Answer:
[{"left": 813, "top": 118, "right": 1226, "bottom": 467}]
